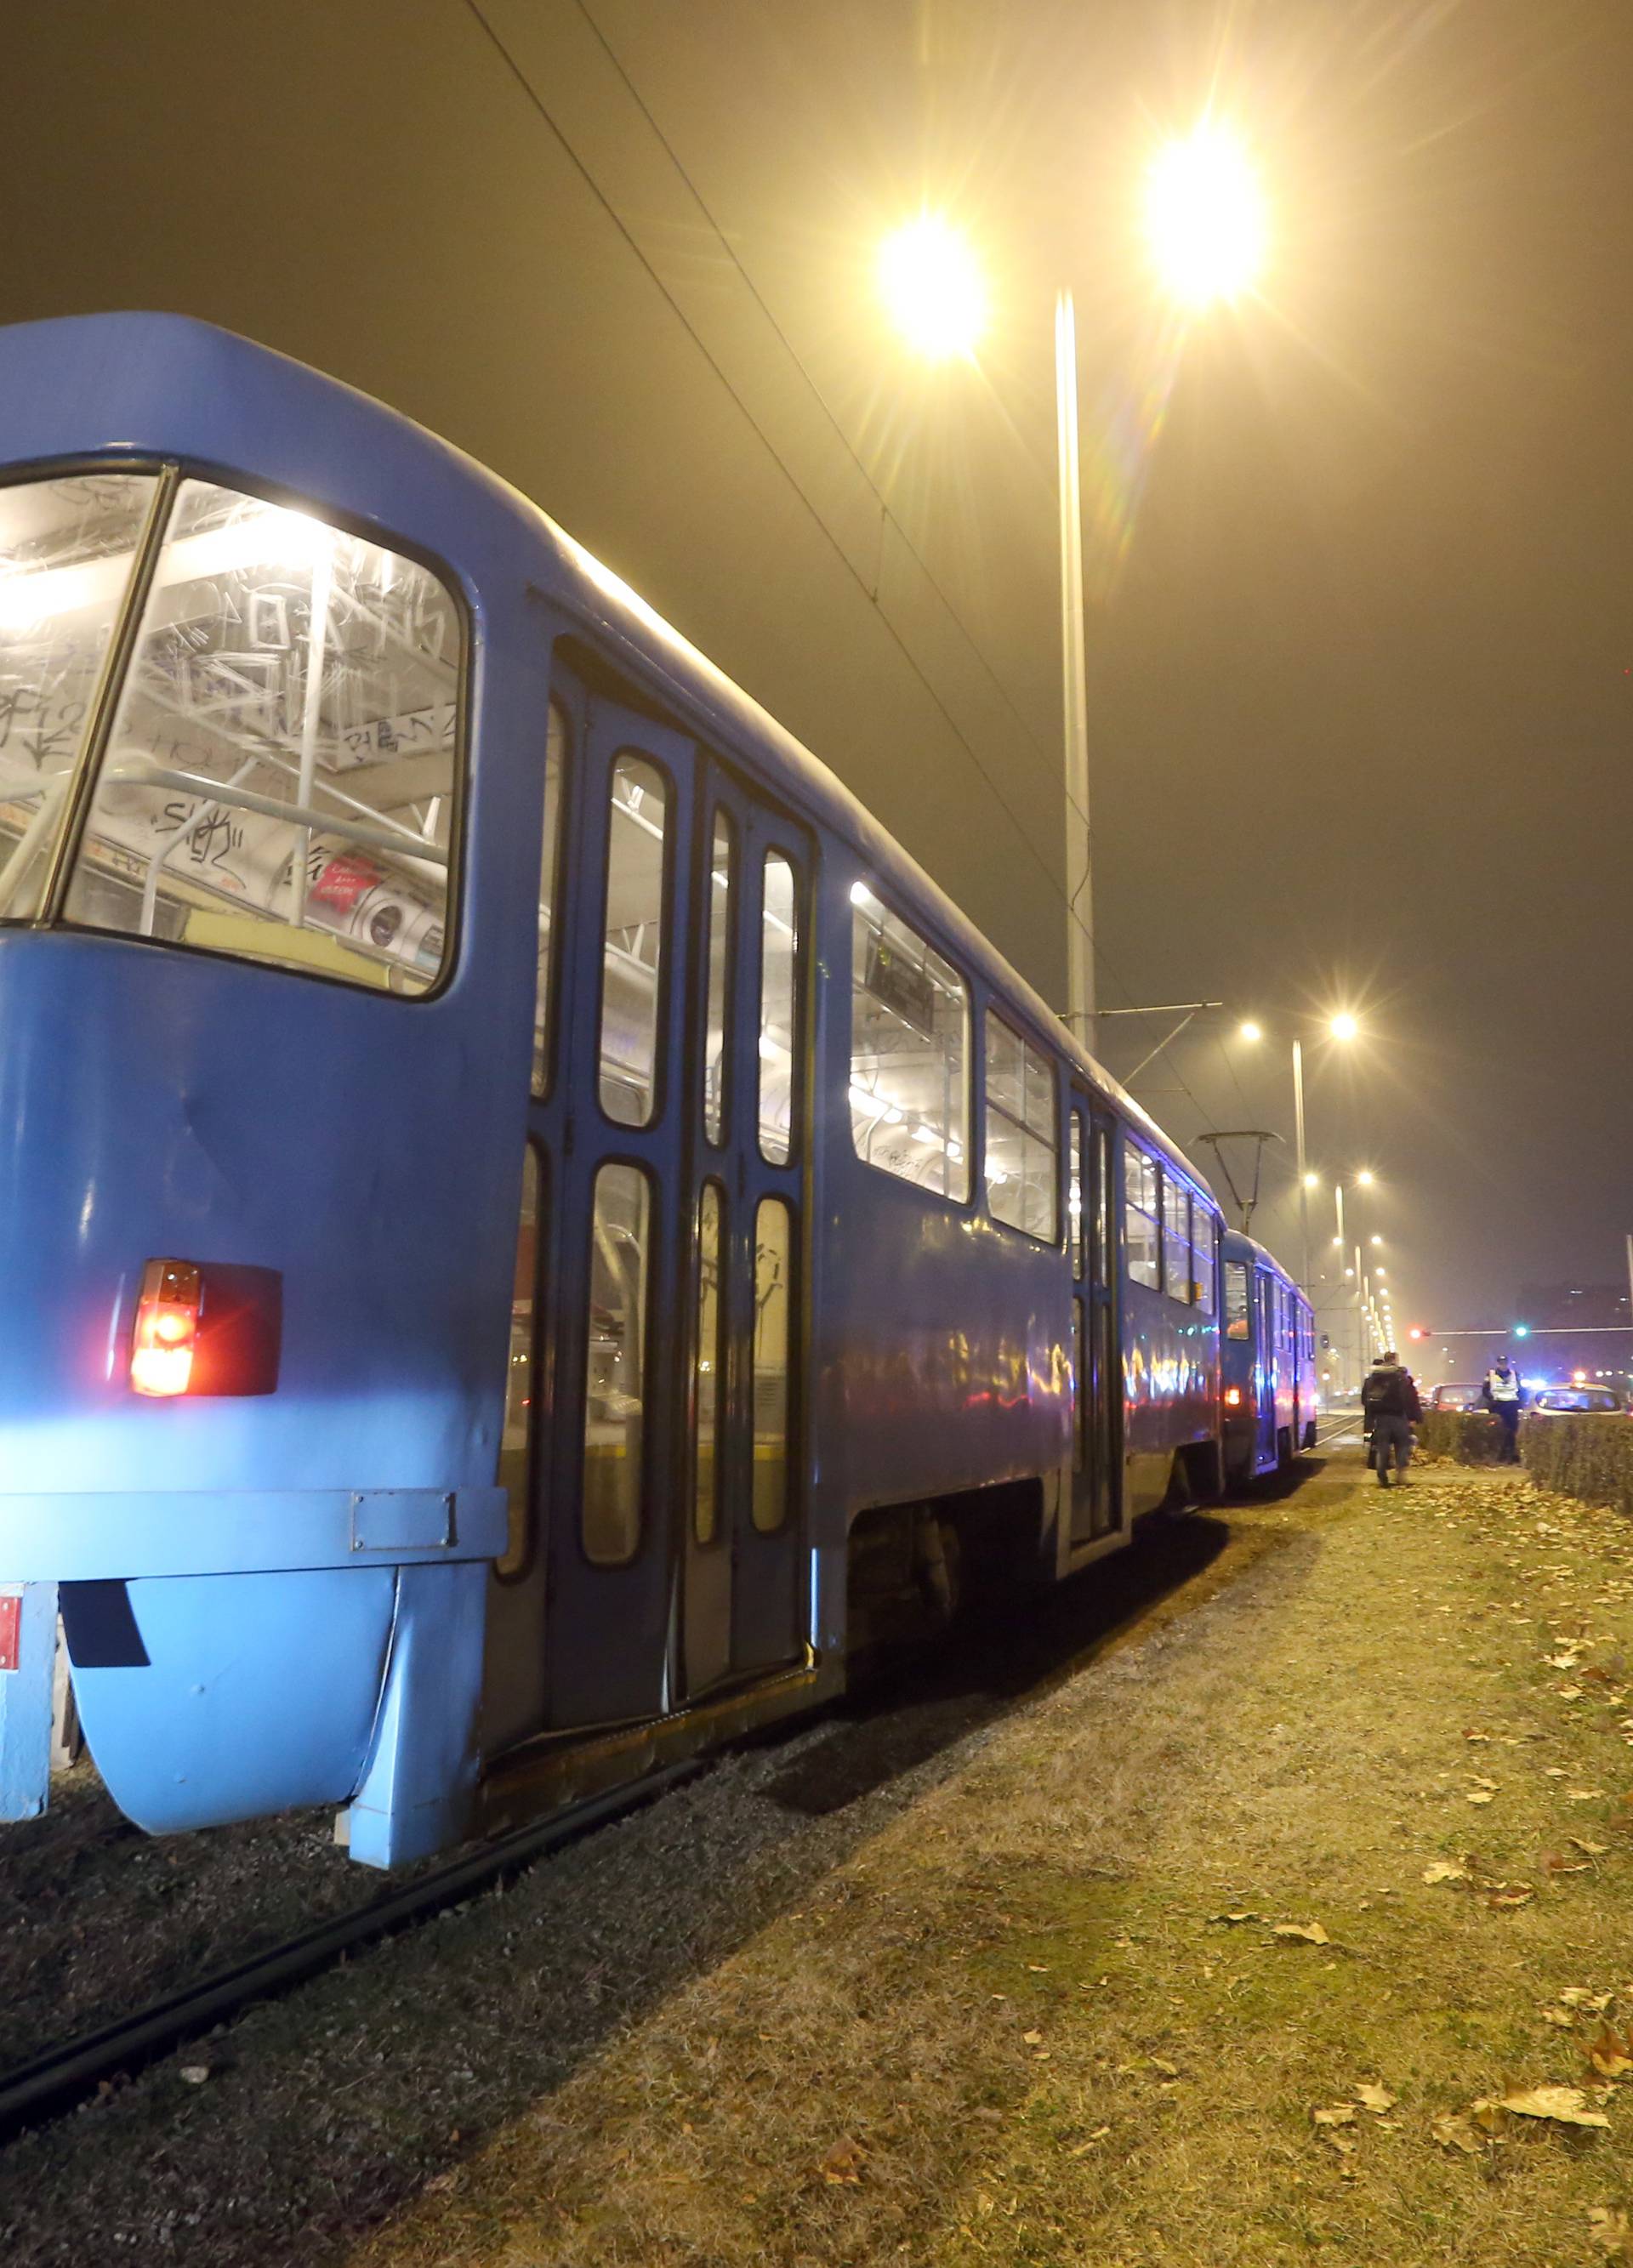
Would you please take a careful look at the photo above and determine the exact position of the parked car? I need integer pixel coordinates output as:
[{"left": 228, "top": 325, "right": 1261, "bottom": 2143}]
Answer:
[
  {"left": 1529, "top": 1386, "right": 1626, "bottom": 1416},
  {"left": 1428, "top": 1383, "right": 1483, "bottom": 1411}
]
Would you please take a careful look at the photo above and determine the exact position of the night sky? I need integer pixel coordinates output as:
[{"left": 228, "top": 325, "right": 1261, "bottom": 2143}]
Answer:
[{"left": 7, "top": 1, "right": 1630, "bottom": 1356}]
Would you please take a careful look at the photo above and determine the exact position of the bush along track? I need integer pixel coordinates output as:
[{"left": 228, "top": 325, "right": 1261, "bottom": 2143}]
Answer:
[
  {"left": 1523, "top": 1412, "right": 1633, "bottom": 1519},
  {"left": 348, "top": 1462, "right": 1633, "bottom": 2268}
]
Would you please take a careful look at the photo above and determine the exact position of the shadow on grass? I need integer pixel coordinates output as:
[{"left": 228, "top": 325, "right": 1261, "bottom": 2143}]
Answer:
[{"left": 765, "top": 1497, "right": 1277, "bottom": 1819}]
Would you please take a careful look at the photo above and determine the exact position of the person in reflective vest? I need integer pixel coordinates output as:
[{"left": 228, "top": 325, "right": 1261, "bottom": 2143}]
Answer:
[
  {"left": 1361, "top": 1349, "right": 1423, "bottom": 1487},
  {"left": 1482, "top": 1356, "right": 1525, "bottom": 1463}
]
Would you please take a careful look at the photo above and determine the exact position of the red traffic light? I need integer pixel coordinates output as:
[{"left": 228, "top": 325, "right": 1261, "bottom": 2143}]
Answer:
[{"left": 1408, "top": 1325, "right": 1433, "bottom": 1341}]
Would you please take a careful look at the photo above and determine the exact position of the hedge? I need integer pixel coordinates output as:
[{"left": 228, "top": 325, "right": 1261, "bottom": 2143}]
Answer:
[
  {"left": 1521, "top": 1413, "right": 1633, "bottom": 1515},
  {"left": 1417, "top": 1408, "right": 1507, "bottom": 1464}
]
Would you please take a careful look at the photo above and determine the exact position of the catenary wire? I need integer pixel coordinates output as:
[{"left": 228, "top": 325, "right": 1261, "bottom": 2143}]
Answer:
[{"left": 459, "top": 0, "right": 1133, "bottom": 1009}]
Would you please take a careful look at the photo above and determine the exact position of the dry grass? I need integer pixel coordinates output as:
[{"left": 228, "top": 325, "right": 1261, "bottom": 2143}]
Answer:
[{"left": 347, "top": 1463, "right": 1633, "bottom": 2267}]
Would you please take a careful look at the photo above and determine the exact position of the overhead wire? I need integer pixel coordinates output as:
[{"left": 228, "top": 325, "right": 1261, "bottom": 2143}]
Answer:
[{"left": 460, "top": 0, "right": 1136, "bottom": 1010}]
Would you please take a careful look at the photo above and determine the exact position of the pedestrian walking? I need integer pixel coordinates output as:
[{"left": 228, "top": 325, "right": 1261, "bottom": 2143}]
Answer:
[
  {"left": 1482, "top": 1354, "right": 1526, "bottom": 1463},
  {"left": 1362, "top": 1348, "right": 1423, "bottom": 1487}
]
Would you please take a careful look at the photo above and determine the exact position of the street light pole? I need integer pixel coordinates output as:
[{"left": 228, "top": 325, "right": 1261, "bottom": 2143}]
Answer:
[
  {"left": 1292, "top": 1037, "right": 1309, "bottom": 1293},
  {"left": 1055, "top": 287, "right": 1094, "bottom": 1058}
]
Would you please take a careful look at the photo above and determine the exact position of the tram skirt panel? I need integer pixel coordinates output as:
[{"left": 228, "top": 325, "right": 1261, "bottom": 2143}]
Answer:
[{"left": 61, "top": 1568, "right": 397, "bottom": 1832}]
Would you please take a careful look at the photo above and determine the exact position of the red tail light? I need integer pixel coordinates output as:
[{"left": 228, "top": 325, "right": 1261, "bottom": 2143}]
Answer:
[
  {"left": 1224, "top": 1385, "right": 1243, "bottom": 1408},
  {"left": 131, "top": 1259, "right": 202, "bottom": 1396}
]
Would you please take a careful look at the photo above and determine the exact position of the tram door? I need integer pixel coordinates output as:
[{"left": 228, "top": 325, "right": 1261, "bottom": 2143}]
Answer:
[
  {"left": 533, "top": 688, "right": 701, "bottom": 1731},
  {"left": 527, "top": 673, "right": 810, "bottom": 1733},
  {"left": 1068, "top": 1101, "right": 1122, "bottom": 1543},
  {"left": 1255, "top": 1271, "right": 1278, "bottom": 1470},
  {"left": 682, "top": 762, "right": 810, "bottom": 1696}
]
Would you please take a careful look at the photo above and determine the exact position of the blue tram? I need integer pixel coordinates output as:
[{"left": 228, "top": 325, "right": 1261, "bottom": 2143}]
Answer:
[
  {"left": 1220, "top": 1230, "right": 1318, "bottom": 1483},
  {"left": 0, "top": 315, "right": 1226, "bottom": 1865}
]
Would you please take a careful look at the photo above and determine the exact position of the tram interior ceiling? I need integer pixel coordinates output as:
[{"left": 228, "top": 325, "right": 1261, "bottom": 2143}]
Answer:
[{"left": 0, "top": 475, "right": 460, "bottom": 987}]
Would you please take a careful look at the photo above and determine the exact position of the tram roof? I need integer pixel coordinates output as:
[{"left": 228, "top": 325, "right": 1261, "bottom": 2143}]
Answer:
[{"left": 0, "top": 311, "right": 1209, "bottom": 1202}]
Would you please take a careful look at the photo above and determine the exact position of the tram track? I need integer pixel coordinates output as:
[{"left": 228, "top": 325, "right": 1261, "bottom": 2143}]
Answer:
[
  {"left": 0, "top": 1485, "right": 1318, "bottom": 2155},
  {"left": 0, "top": 1761, "right": 700, "bottom": 2146}
]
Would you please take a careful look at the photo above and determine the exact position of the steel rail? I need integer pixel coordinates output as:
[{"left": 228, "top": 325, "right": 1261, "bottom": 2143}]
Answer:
[{"left": 0, "top": 1759, "right": 700, "bottom": 2146}]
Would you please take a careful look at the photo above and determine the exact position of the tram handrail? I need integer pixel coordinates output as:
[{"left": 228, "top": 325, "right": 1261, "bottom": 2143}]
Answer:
[{"left": 103, "top": 756, "right": 449, "bottom": 870}]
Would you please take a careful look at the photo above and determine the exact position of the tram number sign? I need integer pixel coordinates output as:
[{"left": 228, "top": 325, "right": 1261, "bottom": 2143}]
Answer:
[
  {"left": 0, "top": 1594, "right": 20, "bottom": 1674},
  {"left": 867, "top": 935, "right": 936, "bottom": 1040}
]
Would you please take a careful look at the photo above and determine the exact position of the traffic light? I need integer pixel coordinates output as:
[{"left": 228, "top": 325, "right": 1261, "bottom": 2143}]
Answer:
[
  {"left": 1408, "top": 1325, "right": 1432, "bottom": 1342},
  {"left": 1514, "top": 1324, "right": 1530, "bottom": 1340}
]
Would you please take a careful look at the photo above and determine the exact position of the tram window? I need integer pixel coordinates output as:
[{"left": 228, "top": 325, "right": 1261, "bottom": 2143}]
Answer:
[
  {"left": 850, "top": 884, "right": 970, "bottom": 1201},
  {"left": 1069, "top": 1114, "right": 1086, "bottom": 1279},
  {"left": 751, "top": 1197, "right": 794, "bottom": 1534},
  {"left": 1073, "top": 1297, "right": 1087, "bottom": 1475},
  {"left": 693, "top": 1183, "right": 725, "bottom": 1544},
  {"left": 1162, "top": 1176, "right": 1192, "bottom": 1303},
  {"left": 531, "top": 703, "right": 566, "bottom": 1095},
  {"left": 497, "top": 1144, "right": 542, "bottom": 1580},
  {"left": 583, "top": 1162, "right": 651, "bottom": 1566},
  {"left": 599, "top": 753, "right": 668, "bottom": 1127},
  {"left": 759, "top": 850, "right": 800, "bottom": 1165},
  {"left": 985, "top": 1012, "right": 1058, "bottom": 1242},
  {"left": 1192, "top": 1208, "right": 1216, "bottom": 1314},
  {"left": 1124, "top": 1140, "right": 1160, "bottom": 1287},
  {"left": 1224, "top": 1260, "right": 1249, "bottom": 1339},
  {"left": 60, "top": 478, "right": 462, "bottom": 991},
  {"left": 703, "top": 810, "right": 735, "bottom": 1145},
  {"left": 0, "top": 473, "right": 162, "bottom": 924},
  {"left": 1093, "top": 1125, "right": 1112, "bottom": 1284}
]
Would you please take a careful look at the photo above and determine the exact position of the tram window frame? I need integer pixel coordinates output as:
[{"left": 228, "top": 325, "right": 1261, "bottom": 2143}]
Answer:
[
  {"left": 580, "top": 1157, "right": 655, "bottom": 1570},
  {"left": 1162, "top": 1174, "right": 1192, "bottom": 1304},
  {"left": 1192, "top": 1206, "right": 1217, "bottom": 1314},
  {"left": 531, "top": 700, "right": 569, "bottom": 1098},
  {"left": 757, "top": 845, "right": 803, "bottom": 1168},
  {"left": 595, "top": 747, "right": 674, "bottom": 1131},
  {"left": 1069, "top": 1111, "right": 1086, "bottom": 1279},
  {"left": 983, "top": 1009, "right": 1059, "bottom": 1246},
  {"left": 1124, "top": 1138, "right": 1161, "bottom": 1288},
  {"left": 496, "top": 1139, "right": 545, "bottom": 1583},
  {"left": 691, "top": 1179, "right": 727, "bottom": 1548},
  {"left": 1224, "top": 1259, "right": 1249, "bottom": 1339},
  {"left": 701, "top": 805, "right": 737, "bottom": 1147},
  {"left": 849, "top": 881, "right": 971, "bottom": 1206},
  {"left": 44, "top": 461, "right": 474, "bottom": 1003}
]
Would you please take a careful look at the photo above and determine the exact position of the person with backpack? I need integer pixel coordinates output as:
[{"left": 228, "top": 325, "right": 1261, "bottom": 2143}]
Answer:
[{"left": 1361, "top": 1348, "right": 1423, "bottom": 1486}]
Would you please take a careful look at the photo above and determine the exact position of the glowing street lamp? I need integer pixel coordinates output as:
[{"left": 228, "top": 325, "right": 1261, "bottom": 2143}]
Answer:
[
  {"left": 878, "top": 217, "right": 987, "bottom": 361},
  {"left": 879, "top": 124, "right": 1264, "bottom": 1058},
  {"left": 1144, "top": 126, "right": 1267, "bottom": 310}
]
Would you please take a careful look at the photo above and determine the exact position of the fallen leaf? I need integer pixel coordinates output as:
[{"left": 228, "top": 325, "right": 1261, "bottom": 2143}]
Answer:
[
  {"left": 1431, "top": 2112, "right": 1486, "bottom": 2155},
  {"left": 1026, "top": 1964, "right": 1050, "bottom": 1974},
  {"left": 1274, "top": 1922, "right": 1330, "bottom": 1945},
  {"left": 1021, "top": 2031, "right": 1044, "bottom": 2046},
  {"left": 1573, "top": 1839, "right": 1612, "bottom": 1856},
  {"left": 1210, "top": 1911, "right": 1260, "bottom": 1925},
  {"left": 1467, "top": 1790, "right": 1496, "bottom": 1806},
  {"left": 1150, "top": 2057, "right": 1179, "bottom": 2078},
  {"left": 819, "top": 2140, "right": 867, "bottom": 2185},
  {"left": 1559, "top": 1685, "right": 1585, "bottom": 1702},
  {"left": 1485, "top": 1885, "right": 1536, "bottom": 1909},
  {"left": 1495, "top": 2084, "right": 1612, "bottom": 2127},
  {"left": 1357, "top": 2084, "right": 1397, "bottom": 2113},
  {"left": 1312, "top": 2104, "right": 1357, "bottom": 2127},
  {"left": 1423, "top": 1861, "right": 1470, "bottom": 1885},
  {"left": 1569, "top": 1790, "right": 1608, "bottom": 1803},
  {"left": 1588, "top": 2026, "right": 1633, "bottom": 2079},
  {"left": 1588, "top": 2205, "right": 1631, "bottom": 2254}
]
